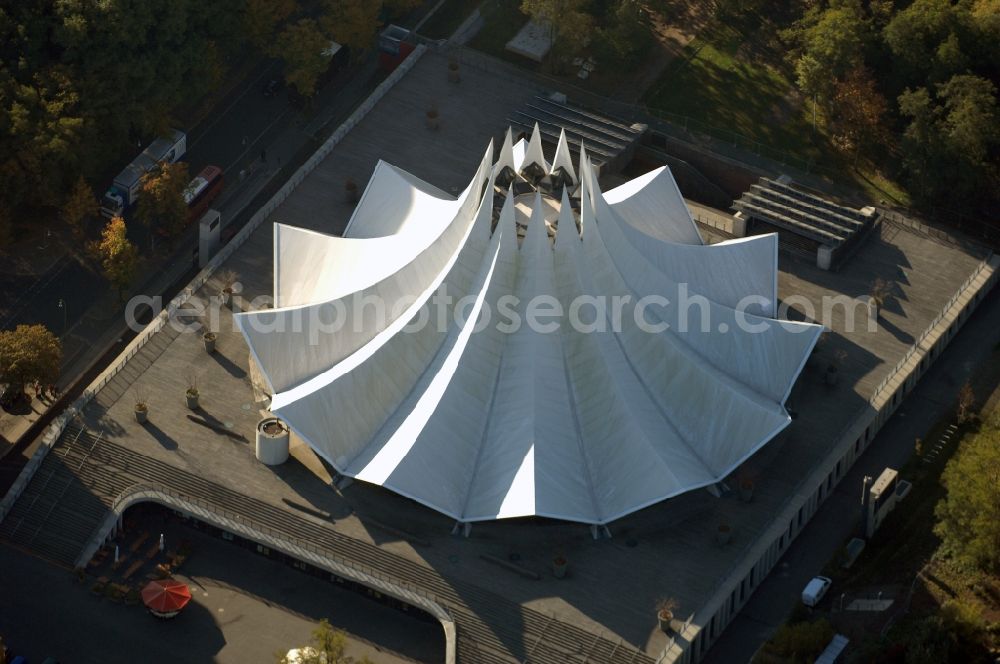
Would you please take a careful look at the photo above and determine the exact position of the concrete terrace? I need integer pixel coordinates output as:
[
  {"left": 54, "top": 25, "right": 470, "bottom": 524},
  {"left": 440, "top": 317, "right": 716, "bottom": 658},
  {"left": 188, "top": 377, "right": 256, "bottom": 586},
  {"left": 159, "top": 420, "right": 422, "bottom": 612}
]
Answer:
[{"left": 1, "top": 50, "right": 994, "bottom": 663}]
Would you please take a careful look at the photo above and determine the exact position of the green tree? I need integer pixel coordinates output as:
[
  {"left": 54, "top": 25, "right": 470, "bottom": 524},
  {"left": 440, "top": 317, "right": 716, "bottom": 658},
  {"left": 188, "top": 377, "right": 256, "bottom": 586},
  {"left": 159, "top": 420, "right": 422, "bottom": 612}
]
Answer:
[
  {"left": 788, "top": 3, "right": 868, "bottom": 98},
  {"left": 0, "top": 205, "right": 12, "bottom": 245},
  {"left": 764, "top": 619, "right": 834, "bottom": 661},
  {"left": 276, "top": 619, "right": 374, "bottom": 664},
  {"left": 382, "top": 0, "right": 422, "bottom": 20},
  {"left": 244, "top": 0, "right": 298, "bottom": 48},
  {"left": 937, "top": 74, "right": 1000, "bottom": 165},
  {"left": 321, "top": 0, "right": 381, "bottom": 63},
  {"left": 93, "top": 215, "right": 139, "bottom": 298},
  {"left": 830, "top": 65, "right": 888, "bottom": 153},
  {"left": 0, "top": 324, "right": 62, "bottom": 395},
  {"left": 520, "top": 0, "right": 593, "bottom": 69},
  {"left": 883, "top": 0, "right": 959, "bottom": 81},
  {"left": 62, "top": 174, "right": 96, "bottom": 240},
  {"left": 597, "top": 0, "right": 653, "bottom": 67},
  {"left": 272, "top": 18, "right": 333, "bottom": 98},
  {"left": 0, "top": 67, "right": 84, "bottom": 211},
  {"left": 934, "top": 410, "right": 1000, "bottom": 571},
  {"left": 898, "top": 74, "right": 1000, "bottom": 204},
  {"left": 137, "top": 160, "right": 190, "bottom": 240}
]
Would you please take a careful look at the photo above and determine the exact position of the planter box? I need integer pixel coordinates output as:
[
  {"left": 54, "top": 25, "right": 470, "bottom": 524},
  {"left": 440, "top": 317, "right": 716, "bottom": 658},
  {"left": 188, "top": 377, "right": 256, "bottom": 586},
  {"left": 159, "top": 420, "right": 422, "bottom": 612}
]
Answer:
[
  {"left": 552, "top": 559, "right": 568, "bottom": 579},
  {"left": 256, "top": 416, "right": 289, "bottom": 465}
]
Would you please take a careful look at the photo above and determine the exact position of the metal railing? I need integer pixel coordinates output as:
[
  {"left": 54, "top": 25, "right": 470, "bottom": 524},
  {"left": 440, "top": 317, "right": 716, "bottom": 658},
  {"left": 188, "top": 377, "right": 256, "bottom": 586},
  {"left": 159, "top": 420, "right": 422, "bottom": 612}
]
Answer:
[
  {"left": 106, "top": 482, "right": 439, "bottom": 607},
  {"left": 870, "top": 253, "right": 993, "bottom": 398},
  {"left": 691, "top": 211, "right": 733, "bottom": 237}
]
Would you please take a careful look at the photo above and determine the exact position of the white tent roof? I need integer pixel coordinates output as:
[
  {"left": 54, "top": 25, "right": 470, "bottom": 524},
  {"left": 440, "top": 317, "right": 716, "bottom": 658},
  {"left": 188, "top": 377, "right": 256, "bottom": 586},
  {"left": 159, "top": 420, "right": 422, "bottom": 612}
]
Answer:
[
  {"left": 549, "top": 128, "right": 577, "bottom": 184},
  {"left": 237, "top": 133, "right": 822, "bottom": 525}
]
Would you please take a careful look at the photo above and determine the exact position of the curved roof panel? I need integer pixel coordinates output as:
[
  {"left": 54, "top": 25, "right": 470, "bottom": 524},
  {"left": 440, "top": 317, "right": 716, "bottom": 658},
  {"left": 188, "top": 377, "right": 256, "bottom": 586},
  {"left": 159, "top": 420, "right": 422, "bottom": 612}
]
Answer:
[{"left": 238, "top": 132, "right": 822, "bottom": 525}]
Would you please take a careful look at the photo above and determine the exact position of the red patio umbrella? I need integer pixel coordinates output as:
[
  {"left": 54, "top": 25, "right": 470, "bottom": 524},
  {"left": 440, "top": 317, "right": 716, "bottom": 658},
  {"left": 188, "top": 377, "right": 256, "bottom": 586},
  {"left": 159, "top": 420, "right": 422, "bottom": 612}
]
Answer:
[{"left": 141, "top": 578, "right": 192, "bottom": 618}]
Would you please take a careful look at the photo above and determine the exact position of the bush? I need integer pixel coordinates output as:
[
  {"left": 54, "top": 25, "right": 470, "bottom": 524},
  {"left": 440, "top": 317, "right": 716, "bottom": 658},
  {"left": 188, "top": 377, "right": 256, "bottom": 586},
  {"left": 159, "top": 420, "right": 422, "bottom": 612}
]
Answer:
[
  {"left": 880, "top": 602, "right": 992, "bottom": 664},
  {"left": 761, "top": 619, "right": 833, "bottom": 662},
  {"left": 934, "top": 414, "right": 1000, "bottom": 572}
]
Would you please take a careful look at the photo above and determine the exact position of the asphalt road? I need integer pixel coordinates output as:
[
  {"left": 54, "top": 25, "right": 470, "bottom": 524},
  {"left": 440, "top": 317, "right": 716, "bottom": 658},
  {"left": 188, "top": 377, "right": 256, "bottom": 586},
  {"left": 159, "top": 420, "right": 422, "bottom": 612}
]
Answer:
[
  {"left": 0, "top": 50, "right": 362, "bottom": 341},
  {"left": 0, "top": 48, "right": 386, "bottom": 400},
  {"left": 703, "top": 285, "right": 1000, "bottom": 663}
]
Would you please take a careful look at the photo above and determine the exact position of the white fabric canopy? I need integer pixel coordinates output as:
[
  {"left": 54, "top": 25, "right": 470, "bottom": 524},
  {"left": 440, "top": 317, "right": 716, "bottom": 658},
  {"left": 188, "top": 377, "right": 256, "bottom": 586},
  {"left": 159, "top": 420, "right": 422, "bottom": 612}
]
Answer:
[{"left": 237, "top": 133, "right": 822, "bottom": 525}]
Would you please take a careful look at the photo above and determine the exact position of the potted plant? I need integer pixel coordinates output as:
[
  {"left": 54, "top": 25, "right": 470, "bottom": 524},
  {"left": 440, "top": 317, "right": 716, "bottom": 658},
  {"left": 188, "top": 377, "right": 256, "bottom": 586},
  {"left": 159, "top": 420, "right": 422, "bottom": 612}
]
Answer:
[
  {"left": 218, "top": 269, "right": 239, "bottom": 308},
  {"left": 656, "top": 597, "right": 679, "bottom": 633},
  {"left": 345, "top": 178, "right": 359, "bottom": 205},
  {"left": 826, "top": 349, "right": 847, "bottom": 387},
  {"left": 869, "top": 277, "right": 892, "bottom": 320},
  {"left": 185, "top": 372, "right": 200, "bottom": 410},
  {"left": 134, "top": 387, "right": 149, "bottom": 423},
  {"left": 203, "top": 331, "right": 217, "bottom": 353},
  {"left": 552, "top": 553, "right": 568, "bottom": 579},
  {"left": 448, "top": 59, "right": 460, "bottom": 83},
  {"left": 739, "top": 478, "right": 755, "bottom": 503},
  {"left": 425, "top": 106, "right": 440, "bottom": 130},
  {"left": 716, "top": 523, "right": 732, "bottom": 545}
]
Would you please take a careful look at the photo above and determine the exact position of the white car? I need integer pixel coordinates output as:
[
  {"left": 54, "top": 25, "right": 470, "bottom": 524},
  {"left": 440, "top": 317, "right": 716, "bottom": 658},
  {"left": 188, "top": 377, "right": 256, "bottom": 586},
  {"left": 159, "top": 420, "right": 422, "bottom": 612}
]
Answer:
[{"left": 802, "top": 576, "right": 832, "bottom": 607}]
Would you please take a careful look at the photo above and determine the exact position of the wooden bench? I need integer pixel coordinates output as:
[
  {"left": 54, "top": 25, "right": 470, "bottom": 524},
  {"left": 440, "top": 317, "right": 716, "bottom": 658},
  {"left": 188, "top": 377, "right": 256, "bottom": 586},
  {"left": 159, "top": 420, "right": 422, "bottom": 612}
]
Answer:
[
  {"left": 129, "top": 531, "right": 151, "bottom": 553},
  {"left": 122, "top": 560, "right": 144, "bottom": 580}
]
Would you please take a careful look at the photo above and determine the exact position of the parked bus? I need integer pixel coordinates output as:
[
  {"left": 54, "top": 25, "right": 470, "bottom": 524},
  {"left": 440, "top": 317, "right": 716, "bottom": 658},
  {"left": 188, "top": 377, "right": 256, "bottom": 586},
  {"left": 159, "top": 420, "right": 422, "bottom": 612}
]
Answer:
[{"left": 184, "top": 165, "right": 224, "bottom": 224}]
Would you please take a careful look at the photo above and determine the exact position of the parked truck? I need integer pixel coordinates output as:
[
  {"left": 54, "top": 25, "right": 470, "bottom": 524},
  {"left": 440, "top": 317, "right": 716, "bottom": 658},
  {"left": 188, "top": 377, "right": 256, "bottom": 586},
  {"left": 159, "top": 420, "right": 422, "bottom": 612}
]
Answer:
[
  {"left": 183, "top": 164, "right": 225, "bottom": 224},
  {"left": 100, "top": 129, "right": 187, "bottom": 218}
]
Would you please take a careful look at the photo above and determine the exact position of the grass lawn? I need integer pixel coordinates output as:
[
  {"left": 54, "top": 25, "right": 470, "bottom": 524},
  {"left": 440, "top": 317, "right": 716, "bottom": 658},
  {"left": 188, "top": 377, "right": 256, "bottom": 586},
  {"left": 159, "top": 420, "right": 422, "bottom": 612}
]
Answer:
[
  {"left": 645, "top": 28, "right": 826, "bottom": 161},
  {"left": 642, "top": 13, "right": 912, "bottom": 207},
  {"left": 644, "top": 22, "right": 828, "bottom": 165},
  {"left": 418, "top": 0, "right": 481, "bottom": 40}
]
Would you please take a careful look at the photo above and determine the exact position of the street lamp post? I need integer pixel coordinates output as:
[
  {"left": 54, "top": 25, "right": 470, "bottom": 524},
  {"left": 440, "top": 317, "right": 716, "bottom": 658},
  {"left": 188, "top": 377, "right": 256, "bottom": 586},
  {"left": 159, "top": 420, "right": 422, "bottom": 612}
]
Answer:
[{"left": 57, "top": 299, "right": 66, "bottom": 334}]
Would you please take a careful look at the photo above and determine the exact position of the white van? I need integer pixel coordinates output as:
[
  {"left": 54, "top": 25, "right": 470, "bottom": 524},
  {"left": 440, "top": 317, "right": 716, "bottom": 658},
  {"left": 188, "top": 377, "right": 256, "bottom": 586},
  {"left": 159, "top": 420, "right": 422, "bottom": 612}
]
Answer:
[{"left": 802, "top": 576, "right": 832, "bottom": 607}]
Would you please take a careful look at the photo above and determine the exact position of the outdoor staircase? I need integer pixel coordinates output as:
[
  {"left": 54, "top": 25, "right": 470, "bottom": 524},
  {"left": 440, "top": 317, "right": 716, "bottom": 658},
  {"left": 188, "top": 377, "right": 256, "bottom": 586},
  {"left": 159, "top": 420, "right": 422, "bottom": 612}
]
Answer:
[
  {"left": 922, "top": 423, "right": 960, "bottom": 465},
  {"left": 1, "top": 422, "right": 652, "bottom": 664},
  {"left": 508, "top": 95, "right": 647, "bottom": 172},
  {"left": 0, "top": 426, "right": 113, "bottom": 567},
  {"left": 732, "top": 177, "right": 877, "bottom": 264}
]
